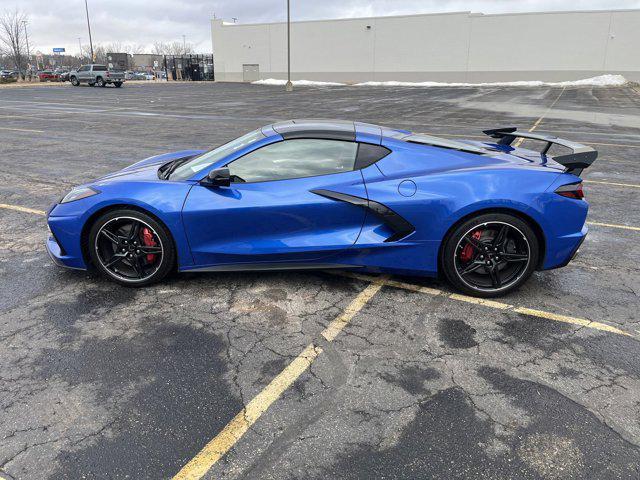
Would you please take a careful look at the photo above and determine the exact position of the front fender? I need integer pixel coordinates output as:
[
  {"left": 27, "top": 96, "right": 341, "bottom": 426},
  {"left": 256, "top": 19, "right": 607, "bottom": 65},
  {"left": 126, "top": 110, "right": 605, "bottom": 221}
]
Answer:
[{"left": 48, "top": 182, "right": 196, "bottom": 268}]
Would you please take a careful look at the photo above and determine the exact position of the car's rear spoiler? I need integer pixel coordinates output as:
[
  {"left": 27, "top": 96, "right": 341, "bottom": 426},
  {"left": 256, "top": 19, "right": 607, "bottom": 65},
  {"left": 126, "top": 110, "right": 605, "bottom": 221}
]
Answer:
[{"left": 483, "top": 127, "right": 597, "bottom": 176}]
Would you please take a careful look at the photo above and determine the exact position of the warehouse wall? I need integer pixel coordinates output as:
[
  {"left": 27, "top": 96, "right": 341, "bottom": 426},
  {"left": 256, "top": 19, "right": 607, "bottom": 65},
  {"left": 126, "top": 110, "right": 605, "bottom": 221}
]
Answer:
[{"left": 211, "top": 9, "right": 640, "bottom": 83}]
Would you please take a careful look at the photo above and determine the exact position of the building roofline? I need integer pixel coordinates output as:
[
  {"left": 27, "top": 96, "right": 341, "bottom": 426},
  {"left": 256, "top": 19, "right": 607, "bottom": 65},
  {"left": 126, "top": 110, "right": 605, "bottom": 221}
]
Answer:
[{"left": 212, "top": 8, "right": 639, "bottom": 27}]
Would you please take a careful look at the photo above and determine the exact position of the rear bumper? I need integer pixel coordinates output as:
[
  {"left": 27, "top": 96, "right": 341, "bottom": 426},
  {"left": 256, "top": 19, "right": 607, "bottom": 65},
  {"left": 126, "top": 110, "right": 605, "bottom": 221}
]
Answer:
[{"left": 542, "top": 225, "right": 587, "bottom": 270}]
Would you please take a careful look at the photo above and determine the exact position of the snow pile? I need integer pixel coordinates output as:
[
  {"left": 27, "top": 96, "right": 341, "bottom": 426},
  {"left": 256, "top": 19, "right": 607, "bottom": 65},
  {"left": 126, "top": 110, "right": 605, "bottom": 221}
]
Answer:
[
  {"left": 253, "top": 74, "right": 628, "bottom": 88},
  {"left": 354, "top": 74, "right": 628, "bottom": 87},
  {"left": 553, "top": 74, "right": 628, "bottom": 86},
  {"left": 253, "top": 78, "right": 346, "bottom": 86}
]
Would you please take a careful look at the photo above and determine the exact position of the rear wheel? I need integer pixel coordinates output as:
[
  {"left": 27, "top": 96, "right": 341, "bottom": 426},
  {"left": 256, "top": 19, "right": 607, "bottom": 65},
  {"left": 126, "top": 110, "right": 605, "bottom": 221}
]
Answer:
[
  {"left": 95, "top": 77, "right": 105, "bottom": 87},
  {"left": 442, "top": 213, "right": 539, "bottom": 297},
  {"left": 88, "top": 209, "right": 175, "bottom": 286},
  {"left": 114, "top": 81, "right": 122, "bottom": 88}
]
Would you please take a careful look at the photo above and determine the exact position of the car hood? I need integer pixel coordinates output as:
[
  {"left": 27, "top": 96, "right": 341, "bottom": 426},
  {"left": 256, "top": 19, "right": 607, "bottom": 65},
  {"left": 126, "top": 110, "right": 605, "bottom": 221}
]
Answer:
[
  {"left": 94, "top": 149, "right": 206, "bottom": 183},
  {"left": 120, "top": 149, "right": 205, "bottom": 172}
]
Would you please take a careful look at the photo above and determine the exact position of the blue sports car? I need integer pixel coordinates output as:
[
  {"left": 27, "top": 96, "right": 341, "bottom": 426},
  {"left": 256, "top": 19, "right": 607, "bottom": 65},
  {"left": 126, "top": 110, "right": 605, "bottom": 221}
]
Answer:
[{"left": 46, "top": 120, "right": 596, "bottom": 297}]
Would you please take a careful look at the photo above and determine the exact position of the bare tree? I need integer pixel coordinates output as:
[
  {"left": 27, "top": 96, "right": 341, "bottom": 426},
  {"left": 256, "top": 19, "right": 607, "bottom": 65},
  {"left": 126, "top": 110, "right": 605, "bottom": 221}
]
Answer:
[
  {"left": 152, "top": 41, "right": 194, "bottom": 56},
  {"left": 0, "top": 10, "right": 27, "bottom": 78}
]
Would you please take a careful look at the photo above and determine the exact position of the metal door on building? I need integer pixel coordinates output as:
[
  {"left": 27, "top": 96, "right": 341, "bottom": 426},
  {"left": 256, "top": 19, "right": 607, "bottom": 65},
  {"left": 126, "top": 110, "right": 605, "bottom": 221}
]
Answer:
[{"left": 242, "top": 64, "right": 259, "bottom": 82}]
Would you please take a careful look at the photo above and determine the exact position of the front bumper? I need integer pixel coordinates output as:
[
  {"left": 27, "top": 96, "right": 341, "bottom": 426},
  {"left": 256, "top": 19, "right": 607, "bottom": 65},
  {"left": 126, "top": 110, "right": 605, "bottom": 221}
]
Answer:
[{"left": 46, "top": 208, "right": 88, "bottom": 270}]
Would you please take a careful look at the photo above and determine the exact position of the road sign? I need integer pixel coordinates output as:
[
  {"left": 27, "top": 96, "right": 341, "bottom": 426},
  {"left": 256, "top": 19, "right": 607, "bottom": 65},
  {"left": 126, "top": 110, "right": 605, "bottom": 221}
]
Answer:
[{"left": 53, "top": 47, "right": 65, "bottom": 53}]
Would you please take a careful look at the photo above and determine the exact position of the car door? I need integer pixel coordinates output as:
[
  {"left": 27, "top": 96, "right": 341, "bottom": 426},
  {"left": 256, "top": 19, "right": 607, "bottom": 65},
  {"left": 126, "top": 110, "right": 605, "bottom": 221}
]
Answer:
[
  {"left": 182, "top": 138, "right": 368, "bottom": 267},
  {"left": 77, "top": 65, "right": 90, "bottom": 82}
]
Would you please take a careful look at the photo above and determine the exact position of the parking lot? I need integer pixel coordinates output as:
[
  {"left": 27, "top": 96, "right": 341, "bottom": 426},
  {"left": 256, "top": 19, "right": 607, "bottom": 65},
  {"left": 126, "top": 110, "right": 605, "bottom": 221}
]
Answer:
[{"left": 1, "top": 81, "right": 639, "bottom": 479}]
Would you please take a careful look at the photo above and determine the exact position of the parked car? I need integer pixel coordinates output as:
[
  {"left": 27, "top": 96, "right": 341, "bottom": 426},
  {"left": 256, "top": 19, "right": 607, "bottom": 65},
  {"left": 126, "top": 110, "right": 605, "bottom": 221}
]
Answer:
[
  {"left": 38, "top": 71, "right": 60, "bottom": 82},
  {"left": 46, "top": 121, "right": 597, "bottom": 296},
  {"left": 128, "top": 72, "right": 150, "bottom": 81},
  {"left": 0, "top": 70, "right": 18, "bottom": 83},
  {"left": 69, "top": 64, "right": 125, "bottom": 87},
  {"left": 57, "top": 71, "right": 70, "bottom": 82}
]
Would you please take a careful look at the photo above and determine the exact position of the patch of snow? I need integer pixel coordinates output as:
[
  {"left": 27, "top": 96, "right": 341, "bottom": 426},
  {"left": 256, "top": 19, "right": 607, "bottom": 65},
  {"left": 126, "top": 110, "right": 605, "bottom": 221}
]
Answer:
[
  {"left": 253, "top": 74, "right": 628, "bottom": 88},
  {"left": 353, "top": 74, "right": 628, "bottom": 87},
  {"left": 552, "top": 74, "right": 628, "bottom": 86},
  {"left": 252, "top": 78, "right": 346, "bottom": 86}
]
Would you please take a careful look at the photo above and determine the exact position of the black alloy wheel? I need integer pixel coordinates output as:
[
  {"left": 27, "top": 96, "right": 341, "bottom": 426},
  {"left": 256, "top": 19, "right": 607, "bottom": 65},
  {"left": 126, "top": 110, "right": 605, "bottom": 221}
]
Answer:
[
  {"left": 443, "top": 214, "right": 538, "bottom": 297},
  {"left": 89, "top": 210, "right": 175, "bottom": 286}
]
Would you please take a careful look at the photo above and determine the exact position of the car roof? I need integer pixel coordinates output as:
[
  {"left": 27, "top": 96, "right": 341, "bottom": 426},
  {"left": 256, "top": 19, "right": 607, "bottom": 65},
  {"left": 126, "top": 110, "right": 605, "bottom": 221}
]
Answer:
[
  {"left": 271, "top": 119, "right": 356, "bottom": 141},
  {"left": 263, "top": 119, "right": 494, "bottom": 155}
]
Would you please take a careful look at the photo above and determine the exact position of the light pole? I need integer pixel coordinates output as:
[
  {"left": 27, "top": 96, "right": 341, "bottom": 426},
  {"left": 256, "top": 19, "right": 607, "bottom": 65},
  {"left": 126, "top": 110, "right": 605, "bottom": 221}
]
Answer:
[
  {"left": 285, "top": 0, "right": 292, "bottom": 91},
  {"left": 84, "top": 0, "right": 94, "bottom": 61},
  {"left": 78, "top": 37, "right": 82, "bottom": 60},
  {"left": 22, "top": 20, "right": 31, "bottom": 78}
]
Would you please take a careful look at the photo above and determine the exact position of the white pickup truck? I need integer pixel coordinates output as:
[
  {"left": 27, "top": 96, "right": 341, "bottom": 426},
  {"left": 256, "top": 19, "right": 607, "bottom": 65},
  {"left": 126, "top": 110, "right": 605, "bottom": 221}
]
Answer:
[{"left": 69, "top": 64, "right": 125, "bottom": 88}]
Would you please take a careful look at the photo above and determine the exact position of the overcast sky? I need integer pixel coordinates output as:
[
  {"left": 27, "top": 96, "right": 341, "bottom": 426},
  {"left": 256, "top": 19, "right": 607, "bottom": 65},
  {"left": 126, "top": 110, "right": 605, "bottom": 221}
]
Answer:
[{"left": 11, "top": 0, "right": 640, "bottom": 55}]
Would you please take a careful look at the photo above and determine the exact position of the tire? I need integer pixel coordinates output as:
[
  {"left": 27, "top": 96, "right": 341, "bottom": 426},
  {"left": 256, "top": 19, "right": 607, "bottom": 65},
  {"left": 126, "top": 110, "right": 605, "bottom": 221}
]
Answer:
[
  {"left": 88, "top": 209, "right": 175, "bottom": 287},
  {"left": 441, "top": 213, "right": 539, "bottom": 298},
  {"left": 70, "top": 76, "right": 79, "bottom": 86},
  {"left": 95, "top": 77, "right": 105, "bottom": 87},
  {"left": 114, "top": 82, "right": 122, "bottom": 88}
]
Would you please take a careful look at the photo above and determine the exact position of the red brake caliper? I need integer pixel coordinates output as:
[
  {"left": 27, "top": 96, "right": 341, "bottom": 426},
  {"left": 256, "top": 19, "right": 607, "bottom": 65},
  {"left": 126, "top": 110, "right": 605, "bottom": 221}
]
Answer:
[
  {"left": 141, "top": 227, "right": 157, "bottom": 263},
  {"left": 460, "top": 230, "right": 482, "bottom": 262}
]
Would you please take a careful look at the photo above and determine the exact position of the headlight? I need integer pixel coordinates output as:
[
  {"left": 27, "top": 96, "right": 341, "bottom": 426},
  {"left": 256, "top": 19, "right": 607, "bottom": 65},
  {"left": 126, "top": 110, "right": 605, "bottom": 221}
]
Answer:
[{"left": 60, "top": 186, "right": 100, "bottom": 204}]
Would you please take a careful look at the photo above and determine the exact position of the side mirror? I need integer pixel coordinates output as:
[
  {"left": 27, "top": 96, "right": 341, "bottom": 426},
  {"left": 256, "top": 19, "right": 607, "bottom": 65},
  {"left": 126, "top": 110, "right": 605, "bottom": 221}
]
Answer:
[{"left": 201, "top": 167, "right": 231, "bottom": 187}]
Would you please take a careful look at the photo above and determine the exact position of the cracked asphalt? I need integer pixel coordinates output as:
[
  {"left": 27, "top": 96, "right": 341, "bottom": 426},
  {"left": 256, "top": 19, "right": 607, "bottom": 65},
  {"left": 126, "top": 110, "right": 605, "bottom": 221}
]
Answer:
[{"left": 1, "top": 82, "right": 639, "bottom": 479}]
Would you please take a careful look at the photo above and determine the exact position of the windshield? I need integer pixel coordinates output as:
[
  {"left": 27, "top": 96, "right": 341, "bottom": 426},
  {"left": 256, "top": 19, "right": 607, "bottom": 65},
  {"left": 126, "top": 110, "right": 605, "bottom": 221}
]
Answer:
[{"left": 169, "top": 129, "right": 266, "bottom": 181}]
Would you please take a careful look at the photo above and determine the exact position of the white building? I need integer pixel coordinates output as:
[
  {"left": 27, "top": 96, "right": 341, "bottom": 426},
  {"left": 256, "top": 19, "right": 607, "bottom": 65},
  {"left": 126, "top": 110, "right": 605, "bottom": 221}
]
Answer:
[{"left": 211, "top": 9, "right": 640, "bottom": 83}]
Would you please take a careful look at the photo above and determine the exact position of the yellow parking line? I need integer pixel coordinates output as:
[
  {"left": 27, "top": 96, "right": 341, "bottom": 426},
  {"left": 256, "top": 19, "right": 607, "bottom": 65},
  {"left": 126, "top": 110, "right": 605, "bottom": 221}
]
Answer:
[
  {"left": 0, "top": 126, "right": 45, "bottom": 133},
  {"left": 587, "top": 221, "right": 640, "bottom": 232},
  {"left": 172, "top": 280, "right": 385, "bottom": 480},
  {"left": 512, "top": 307, "right": 628, "bottom": 336},
  {"left": 514, "top": 86, "right": 566, "bottom": 147},
  {"left": 173, "top": 344, "right": 322, "bottom": 480},
  {"left": 0, "top": 203, "right": 46, "bottom": 215},
  {"left": 338, "top": 272, "right": 632, "bottom": 337},
  {"left": 583, "top": 180, "right": 640, "bottom": 189}
]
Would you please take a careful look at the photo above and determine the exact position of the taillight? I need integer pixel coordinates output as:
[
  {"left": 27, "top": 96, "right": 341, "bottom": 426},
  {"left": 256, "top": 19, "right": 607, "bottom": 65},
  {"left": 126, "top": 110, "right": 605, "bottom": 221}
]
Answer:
[{"left": 555, "top": 182, "right": 584, "bottom": 200}]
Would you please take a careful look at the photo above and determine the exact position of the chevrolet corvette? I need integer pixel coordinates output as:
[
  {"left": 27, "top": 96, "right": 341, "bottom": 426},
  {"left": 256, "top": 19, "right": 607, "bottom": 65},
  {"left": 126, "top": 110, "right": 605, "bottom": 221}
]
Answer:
[{"left": 46, "top": 120, "right": 596, "bottom": 297}]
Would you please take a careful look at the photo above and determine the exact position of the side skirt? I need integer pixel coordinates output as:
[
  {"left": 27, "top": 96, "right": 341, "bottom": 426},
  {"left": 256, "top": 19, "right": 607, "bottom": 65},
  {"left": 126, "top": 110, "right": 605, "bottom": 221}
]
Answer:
[{"left": 180, "top": 263, "right": 363, "bottom": 273}]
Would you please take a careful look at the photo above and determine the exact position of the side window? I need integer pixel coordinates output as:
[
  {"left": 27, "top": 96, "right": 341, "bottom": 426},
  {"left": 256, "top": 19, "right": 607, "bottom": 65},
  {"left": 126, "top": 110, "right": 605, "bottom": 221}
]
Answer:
[
  {"left": 78, "top": 66, "right": 89, "bottom": 72},
  {"left": 355, "top": 143, "right": 391, "bottom": 169},
  {"left": 228, "top": 139, "right": 358, "bottom": 183}
]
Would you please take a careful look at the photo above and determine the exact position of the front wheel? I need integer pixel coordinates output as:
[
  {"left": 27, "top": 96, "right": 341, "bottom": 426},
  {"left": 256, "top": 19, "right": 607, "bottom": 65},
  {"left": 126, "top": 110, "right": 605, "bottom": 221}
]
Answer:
[
  {"left": 442, "top": 213, "right": 539, "bottom": 298},
  {"left": 88, "top": 209, "right": 175, "bottom": 286},
  {"left": 70, "top": 76, "right": 79, "bottom": 86}
]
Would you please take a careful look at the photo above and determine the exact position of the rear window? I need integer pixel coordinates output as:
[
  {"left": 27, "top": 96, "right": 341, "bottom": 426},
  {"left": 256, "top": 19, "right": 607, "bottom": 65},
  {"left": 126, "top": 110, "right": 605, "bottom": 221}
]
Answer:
[{"left": 93, "top": 65, "right": 107, "bottom": 71}]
